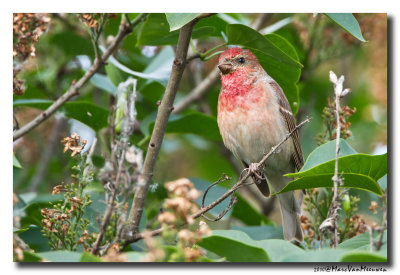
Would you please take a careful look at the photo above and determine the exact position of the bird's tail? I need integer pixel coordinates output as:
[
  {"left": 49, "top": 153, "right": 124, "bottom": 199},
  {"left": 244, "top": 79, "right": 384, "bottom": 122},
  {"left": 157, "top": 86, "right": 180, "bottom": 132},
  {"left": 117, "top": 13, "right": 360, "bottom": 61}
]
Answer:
[
  {"left": 268, "top": 173, "right": 303, "bottom": 242},
  {"left": 278, "top": 192, "right": 303, "bottom": 242}
]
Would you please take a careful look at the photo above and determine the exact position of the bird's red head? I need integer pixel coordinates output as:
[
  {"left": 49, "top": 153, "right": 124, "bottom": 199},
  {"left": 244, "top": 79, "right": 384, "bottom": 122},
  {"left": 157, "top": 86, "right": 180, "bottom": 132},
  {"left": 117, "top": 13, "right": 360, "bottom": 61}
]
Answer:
[{"left": 217, "top": 47, "right": 260, "bottom": 76}]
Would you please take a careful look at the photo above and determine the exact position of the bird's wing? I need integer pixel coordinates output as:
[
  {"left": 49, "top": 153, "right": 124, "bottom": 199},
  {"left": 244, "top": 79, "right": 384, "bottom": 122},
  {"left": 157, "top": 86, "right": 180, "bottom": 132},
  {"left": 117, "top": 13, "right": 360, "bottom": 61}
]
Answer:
[{"left": 268, "top": 81, "right": 304, "bottom": 171}]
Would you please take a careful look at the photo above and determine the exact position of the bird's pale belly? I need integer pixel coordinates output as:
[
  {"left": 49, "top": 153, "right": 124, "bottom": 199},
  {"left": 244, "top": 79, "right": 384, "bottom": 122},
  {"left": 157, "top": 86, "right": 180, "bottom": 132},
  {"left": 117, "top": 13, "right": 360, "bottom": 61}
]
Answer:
[{"left": 218, "top": 101, "right": 294, "bottom": 174}]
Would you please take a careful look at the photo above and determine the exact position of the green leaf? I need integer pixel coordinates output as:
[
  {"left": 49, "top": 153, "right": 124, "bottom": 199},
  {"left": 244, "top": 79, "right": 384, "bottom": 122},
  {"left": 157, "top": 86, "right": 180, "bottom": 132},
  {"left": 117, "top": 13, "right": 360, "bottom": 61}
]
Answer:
[
  {"left": 231, "top": 195, "right": 274, "bottom": 226},
  {"left": 13, "top": 227, "right": 30, "bottom": 234},
  {"left": 148, "top": 112, "right": 222, "bottom": 141},
  {"left": 287, "top": 153, "right": 387, "bottom": 181},
  {"left": 232, "top": 225, "right": 283, "bottom": 240},
  {"left": 325, "top": 13, "right": 367, "bottom": 42},
  {"left": 199, "top": 230, "right": 271, "bottom": 262},
  {"left": 339, "top": 251, "right": 387, "bottom": 262},
  {"left": 263, "top": 33, "right": 301, "bottom": 114},
  {"left": 195, "top": 14, "right": 228, "bottom": 37},
  {"left": 278, "top": 173, "right": 383, "bottom": 196},
  {"left": 21, "top": 251, "right": 42, "bottom": 262},
  {"left": 137, "top": 13, "right": 214, "bottom": 46},
  {"left": 165, "top": 13, "right": 200, "bottom": 31},
  {"left": 339, "top": 230, "right": 387, "bottom": 257},
  {"left": 18, "top": 226, "right": 51, "bottom": 252},
  {"left": 13, "top": 99, "right": 109, "bottom": 131},
  {"left": 90, "top": 73, "right": 117, "bottom": 94},
  {"left": 36, "top": 251, "right": 83, "bottom": 262},
  {"left": 103, "top": 46, "right": 174, "bottom": 86},
  {"left": 105, "top": 61, "right": 128, "bottom": 86},
  {"left": 378, "top": 174, "right": 387, "bottom": 190},
  {"left": 49, "top": 31, "right": 94, "bottom": 57},
  {"left": 63, "top": 102, "right": 109, "bottom": 131},
  {"left": 199, "top": 230, "right": 303, "bottom": 262},
  {"left": 226, "top": 24, "right": 303, "bottom": 68},
  {"left": 13, "top": 153, "right": 22, "bottom": 168},
  {"left": 80, "top": 252, "right": 102, "bottom": 262},
  {"left": 300, "top": 139, "right": 357, "bottom": 172},
  {"left": 166, "top": 113, "right": 221, "bottom": 141},
  {"left": 282, "top": 248, "right": 350, "bottom": 262},
  {"left": 279, "top": 139, "right": 386, "bottom": 196}
]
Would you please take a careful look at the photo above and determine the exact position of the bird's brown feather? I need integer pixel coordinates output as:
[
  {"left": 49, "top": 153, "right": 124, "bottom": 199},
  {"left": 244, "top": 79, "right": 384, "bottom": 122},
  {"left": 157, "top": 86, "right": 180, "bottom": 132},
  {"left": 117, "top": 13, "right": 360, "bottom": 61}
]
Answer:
[{"left": 268, "top": 81, "right": 304, "bottom": 171}]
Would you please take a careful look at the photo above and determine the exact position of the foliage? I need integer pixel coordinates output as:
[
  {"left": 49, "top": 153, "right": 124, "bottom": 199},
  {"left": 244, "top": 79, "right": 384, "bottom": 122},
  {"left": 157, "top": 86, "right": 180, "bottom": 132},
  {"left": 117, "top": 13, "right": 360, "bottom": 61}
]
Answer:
[{"left": 13, "top": 13, "right": 387, "bottom": 263}]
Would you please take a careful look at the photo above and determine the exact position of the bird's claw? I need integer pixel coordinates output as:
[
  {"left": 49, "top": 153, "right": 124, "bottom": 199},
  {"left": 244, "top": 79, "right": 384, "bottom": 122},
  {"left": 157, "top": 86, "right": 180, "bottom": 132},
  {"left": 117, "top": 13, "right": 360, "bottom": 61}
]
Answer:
[{"left": 248, "top": 163, "right": 264, "bottom": 180}]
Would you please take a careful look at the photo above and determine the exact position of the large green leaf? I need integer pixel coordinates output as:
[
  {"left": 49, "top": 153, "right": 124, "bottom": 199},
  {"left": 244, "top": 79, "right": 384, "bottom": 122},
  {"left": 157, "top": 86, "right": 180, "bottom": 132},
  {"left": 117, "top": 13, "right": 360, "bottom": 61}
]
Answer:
[
  {"left": 36, "top": 251, "right": 83, "bottom": 262},
  {"left": 339, "top": 251, "right": 387, "bottom": 262},
  {"left": 137, "top": 13, "right": 214, "bottom": 46},
  {"left": 278, "top": 173, "right": 383, "bottom": 196},
  {"left": 166, "top": 113, "right": 221, "bottom": 141},
  {"left": 63, "top": 102, "right": 109, "bottom": 131},
  {"left": 232, "top": 225, "right": 283, "bottom": 240},
  {"left": 300, "top": 139, "right": 357, "bottom": 172},
  {"left": 226, "top": 24, "right": 302, "bottom": 68},
  {"left": 287, "top": 153, "right": 387, "bottom": 181},
  {"left": 283, "top": 247, "right": 387, "bottom": 262},
  {"left": 13, "top": 99, "right": 109, "bottom": 131},
  {"left": 147, "top": 112, "right": 221, "bottom": 141},
  {"left": 80, "top": 252, "right": 102, "bottom": 262},
  {"left": 263, "top": 33, "right": 301, "bottom": 114},
  {"left": 282, "top": 248, "right": 354, "bottom": 262},
  {"left": 165, "top": 13, "right": 200, "bottom": 31},
  {"left": 103, "top": 46, "right": 174, "bottom": 86},
  {"left": 199, "top": 230, "right": 303, "bottom": 262},
  {"left": 231, "top": 195, "right": 274, "bottom": 226},
  {"left": 338, "top": 230, "right": 387, "bottom": 257},
  {"left": 278, "top": 139, "right": 386, "bottom": 196},
  {"left": 195, "top": 14, "right": 228, "bottom": 37},
  {"left": 18, "top": 226, "right": 51, "bottom": 252},
  {"left": 49, "top": 31, "right": 94, "bottom": 57},
  {"left": 199, "top": 230, "right": 271, "bottom": 262},
  {"left": 325, "top": 13, "right": 367, "bottom": 42}
]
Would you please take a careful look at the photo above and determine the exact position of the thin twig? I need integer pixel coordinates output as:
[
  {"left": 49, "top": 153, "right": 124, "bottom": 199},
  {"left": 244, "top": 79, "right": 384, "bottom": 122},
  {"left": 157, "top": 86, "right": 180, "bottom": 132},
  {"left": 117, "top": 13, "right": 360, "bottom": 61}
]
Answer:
[
  {"left": 124, "top": 117, "right": 310, "bottom": 243},
  {"left": 319, "top": 71, "right": 351, "bottom": 248},
  {"left": 13, "top": 13, "right": 148, "bottom": 141}
]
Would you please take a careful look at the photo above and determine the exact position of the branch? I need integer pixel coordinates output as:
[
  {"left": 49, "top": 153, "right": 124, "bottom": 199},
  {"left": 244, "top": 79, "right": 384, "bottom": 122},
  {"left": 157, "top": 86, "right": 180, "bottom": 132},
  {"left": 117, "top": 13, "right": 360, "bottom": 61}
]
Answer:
[
  {"left": 13, "top": 13, "right": 148, "bottom": 141},
  {"left": 319, "top": 71, "right": 351, "bottom": 248},
  {"left": 172, "top": 13, "right": 271, "bottom": 115},
  {"left": 122, "top": 18, "right": 199, "bottom": 243},
  {"left": 124, "top": 117, "right": 310, "bottom": 243}
]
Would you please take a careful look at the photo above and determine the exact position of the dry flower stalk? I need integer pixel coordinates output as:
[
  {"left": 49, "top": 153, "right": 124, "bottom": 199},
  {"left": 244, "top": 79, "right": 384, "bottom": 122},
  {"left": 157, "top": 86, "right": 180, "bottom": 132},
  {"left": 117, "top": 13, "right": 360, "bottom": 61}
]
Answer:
[{"left": 61, "top": 133, "right": 87, "bottom": 157}]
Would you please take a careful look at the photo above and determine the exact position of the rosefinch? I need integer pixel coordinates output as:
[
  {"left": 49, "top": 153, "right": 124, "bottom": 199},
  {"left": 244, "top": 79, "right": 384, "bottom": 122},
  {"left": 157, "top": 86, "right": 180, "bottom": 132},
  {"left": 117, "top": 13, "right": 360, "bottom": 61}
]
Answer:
[{"left": 217, "top": 47, "right": 304, "bottom": 242}]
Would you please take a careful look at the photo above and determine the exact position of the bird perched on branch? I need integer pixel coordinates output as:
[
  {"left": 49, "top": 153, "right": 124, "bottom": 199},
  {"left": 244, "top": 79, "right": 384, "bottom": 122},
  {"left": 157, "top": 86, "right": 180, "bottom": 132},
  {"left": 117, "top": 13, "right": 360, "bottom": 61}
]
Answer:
[{"left": 217, "top": 47, "right": 304, "bottom": 242}]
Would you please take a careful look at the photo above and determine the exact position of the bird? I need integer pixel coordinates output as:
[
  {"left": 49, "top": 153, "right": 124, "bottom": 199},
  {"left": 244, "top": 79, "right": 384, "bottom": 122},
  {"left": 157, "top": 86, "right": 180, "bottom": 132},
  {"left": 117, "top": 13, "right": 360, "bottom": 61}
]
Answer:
[{"left": 216, "top": 47, "right": 304, "bottom": 242}]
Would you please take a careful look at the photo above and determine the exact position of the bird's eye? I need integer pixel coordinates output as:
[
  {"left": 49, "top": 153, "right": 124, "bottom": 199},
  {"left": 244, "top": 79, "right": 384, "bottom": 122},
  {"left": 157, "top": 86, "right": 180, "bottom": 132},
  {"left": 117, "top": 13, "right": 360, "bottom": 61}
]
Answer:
[{"left": 238, "top": 57, "right": 245, "bottom": 64}]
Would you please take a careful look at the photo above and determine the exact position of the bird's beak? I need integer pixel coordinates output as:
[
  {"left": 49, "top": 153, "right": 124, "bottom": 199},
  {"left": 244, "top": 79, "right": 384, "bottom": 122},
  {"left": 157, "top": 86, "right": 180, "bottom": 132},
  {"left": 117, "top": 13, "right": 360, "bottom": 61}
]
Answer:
[{"left": 218, "top": 63, "right": 233, "bottom": 75}]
